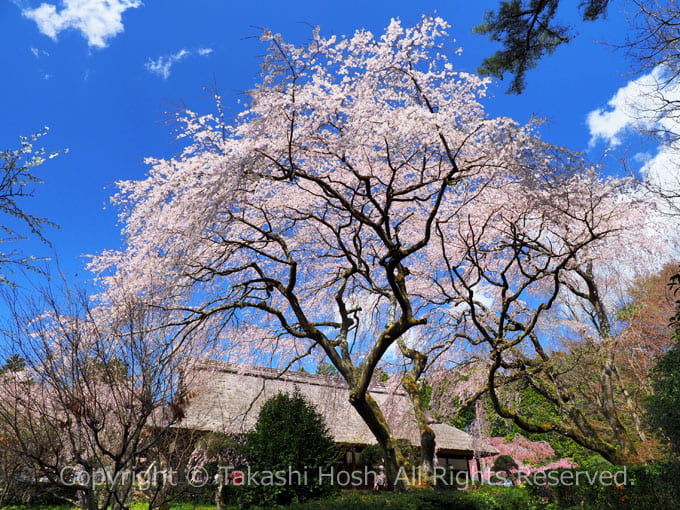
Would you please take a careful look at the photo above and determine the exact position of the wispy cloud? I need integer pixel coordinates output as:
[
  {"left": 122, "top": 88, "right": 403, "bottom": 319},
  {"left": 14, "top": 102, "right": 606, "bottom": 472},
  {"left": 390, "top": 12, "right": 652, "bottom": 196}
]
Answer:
[
  {"left": 30, "top": 47, "right": 50, "bottom": 58},
  {"left": 145, "top": 47, "right": 214, "bottom": 80},
  {"left": 23, "top": 0, "right": 142, "bottom": 49},
  {"left": 145, "top": 49, "right": 189, "bottom": 80}
]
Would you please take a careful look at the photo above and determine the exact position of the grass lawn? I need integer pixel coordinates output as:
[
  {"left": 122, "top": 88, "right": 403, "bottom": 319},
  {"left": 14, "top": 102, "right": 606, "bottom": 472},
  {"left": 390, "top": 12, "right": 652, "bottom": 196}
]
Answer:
[
  {"left": 0, "top": 486, "right": 530, "bottom": 510},
  {"left": 130, "top": 504, "right": 218, "bottom": 510},
  {"left": 1, "top": 507, "right": 74, "bottom": 510},
  {"left": 284, "top": 486, "right": 531, "bottom": 509}
]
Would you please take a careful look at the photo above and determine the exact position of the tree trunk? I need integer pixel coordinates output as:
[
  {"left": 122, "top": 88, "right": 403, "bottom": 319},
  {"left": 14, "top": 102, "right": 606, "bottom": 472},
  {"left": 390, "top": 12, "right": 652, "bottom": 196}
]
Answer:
[
  {"left": 613, "top": 361, "right": 647, "bottom": 442},
  {"left": 215, "top": 475, "right": 224, "bottom": 510},
  {"left": 419, "top": 427, "right": 436, "bottom": 485},
  {"left": 77, "top": 488, "right": 97, "bottom": 510},
  {"left": 600, "top": 352, "right": 640, "bottom": 463},
  {"left": 401, "top": 373, "right": 435, "bottom": 486},
  {"left": 110, "top": 466, "right": 135, "bottom": 510},
  {"left": 348, "top": 391, "right": 407, "bottom": 489}
]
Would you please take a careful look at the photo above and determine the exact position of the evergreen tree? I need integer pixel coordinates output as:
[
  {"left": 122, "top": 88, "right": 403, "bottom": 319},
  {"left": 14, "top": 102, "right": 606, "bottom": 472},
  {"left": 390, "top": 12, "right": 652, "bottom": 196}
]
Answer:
[
  {"left": 241, "top": 390, "right": 337, "bottom": 506},
  {"left": 474, "top": 1, "right": 609, "bottom": 93}
]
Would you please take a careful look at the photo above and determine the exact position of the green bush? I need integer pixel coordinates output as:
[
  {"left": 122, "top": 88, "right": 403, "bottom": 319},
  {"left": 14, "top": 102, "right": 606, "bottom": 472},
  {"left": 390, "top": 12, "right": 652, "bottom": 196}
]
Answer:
[
  {"left": 239, "top": 390, "right": 337, "bottom": 507},
  {"left": 355, "top": 440, "right": 418, "bottom": 471},
  {"left": 491, "top": 455, "right": 519, "bottom": 482},
  {"left": 526, "top": 462, "right": 680, "bottom": 509},
  {"left": 461, "top": 485, "right": 530, "bottom": 510},
  {"left": 356, "top": 444, "right": 383, "bottom": 470}
]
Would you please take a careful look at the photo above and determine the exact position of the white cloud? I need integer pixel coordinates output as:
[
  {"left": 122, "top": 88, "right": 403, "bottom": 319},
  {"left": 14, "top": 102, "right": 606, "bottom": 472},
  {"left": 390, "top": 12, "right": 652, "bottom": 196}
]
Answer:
[
  {"left": 586, "top": 66, "right": 680, "bottom": 191},
  {"left": 145, "top": 47, "right": 214, "bottom": 80},
  {"left": 23, "top": 0, "right": 142, "bottom": 49},
  {"left": 145, "top": 49, "right": 189, "bottom": 80},
  {"left": 30, "top": 47, "right": 50, "bottom": 57},
  {"left": 586, "top": 67, "right": 673, "bottom": 147}
]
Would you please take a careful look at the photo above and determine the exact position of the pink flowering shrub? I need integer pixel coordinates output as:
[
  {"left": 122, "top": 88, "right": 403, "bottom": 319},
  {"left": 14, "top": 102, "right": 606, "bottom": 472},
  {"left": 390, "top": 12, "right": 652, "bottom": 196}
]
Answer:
[{"left": 475, "top": 435, "right": 577, "bottom": 479}]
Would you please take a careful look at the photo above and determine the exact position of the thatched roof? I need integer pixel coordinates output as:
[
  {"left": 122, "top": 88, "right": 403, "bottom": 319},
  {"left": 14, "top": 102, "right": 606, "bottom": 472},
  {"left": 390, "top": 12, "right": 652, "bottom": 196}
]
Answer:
[{"left": 179, "top": 360, "right": 496, "bottom": 457}]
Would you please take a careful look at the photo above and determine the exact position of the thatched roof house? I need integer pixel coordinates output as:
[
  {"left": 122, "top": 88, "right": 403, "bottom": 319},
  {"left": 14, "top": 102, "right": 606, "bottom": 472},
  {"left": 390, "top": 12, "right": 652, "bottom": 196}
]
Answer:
[{"left": 179, "top": 360, "right": 495, "bottom": 472}]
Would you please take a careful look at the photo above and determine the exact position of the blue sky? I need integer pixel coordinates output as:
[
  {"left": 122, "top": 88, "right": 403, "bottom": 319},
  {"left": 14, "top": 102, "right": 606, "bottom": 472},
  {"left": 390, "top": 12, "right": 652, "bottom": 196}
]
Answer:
[{"left": 1, "top": 0, "right": 642, "bottom": 291}]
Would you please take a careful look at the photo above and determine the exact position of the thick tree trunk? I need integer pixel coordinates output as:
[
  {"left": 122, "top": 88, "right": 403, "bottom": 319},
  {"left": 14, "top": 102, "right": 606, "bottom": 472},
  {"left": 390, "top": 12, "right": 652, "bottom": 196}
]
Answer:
[
  {"left": 348, "top": 391, "right": 407, "bottom": 489},
  {"left": 419, "top": 427, "right": 436, "bottom": 485}
]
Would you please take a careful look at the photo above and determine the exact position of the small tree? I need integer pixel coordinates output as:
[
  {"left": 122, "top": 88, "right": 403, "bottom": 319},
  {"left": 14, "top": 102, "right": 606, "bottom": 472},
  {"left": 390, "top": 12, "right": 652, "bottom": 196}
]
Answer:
[
  {"left": 0, "top": 283, "right": 209, "bottom": 510},
  {"left": 241, "top": 391, "right": 336, "bottom": 506},
  {"left": 492, "top": 454, "right": 519, "bottom": 477}
]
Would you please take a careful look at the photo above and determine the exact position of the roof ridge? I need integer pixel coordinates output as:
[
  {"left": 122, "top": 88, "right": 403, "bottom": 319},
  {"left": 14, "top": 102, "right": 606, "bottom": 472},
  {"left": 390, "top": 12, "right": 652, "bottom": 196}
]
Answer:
[{"left": 194, "top": 359, "right": 403, "bottom": 395}]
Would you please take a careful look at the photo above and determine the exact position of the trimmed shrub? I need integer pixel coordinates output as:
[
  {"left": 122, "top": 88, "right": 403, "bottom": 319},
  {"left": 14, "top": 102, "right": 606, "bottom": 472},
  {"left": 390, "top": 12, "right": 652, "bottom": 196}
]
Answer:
[{"left": 239, "top": 390, "right": 337, "bottom": 507}]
